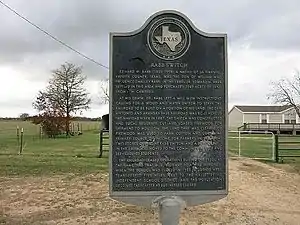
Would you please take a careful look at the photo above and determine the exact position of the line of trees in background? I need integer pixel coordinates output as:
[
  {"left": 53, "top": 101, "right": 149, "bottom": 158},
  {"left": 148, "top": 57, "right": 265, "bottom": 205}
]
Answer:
[{"left": 26, "top": 62, "right": 92, "bottom": 138}]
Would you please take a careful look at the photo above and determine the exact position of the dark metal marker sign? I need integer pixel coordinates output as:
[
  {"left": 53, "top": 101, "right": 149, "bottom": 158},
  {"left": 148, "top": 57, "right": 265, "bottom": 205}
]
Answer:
[{"left": 109, "top": 10, "right": 228, "bottom": 207}]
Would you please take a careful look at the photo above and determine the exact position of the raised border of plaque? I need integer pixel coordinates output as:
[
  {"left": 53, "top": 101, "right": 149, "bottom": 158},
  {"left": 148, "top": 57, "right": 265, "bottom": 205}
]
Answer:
[{"left": 109, "top": 10, "right": 228, "bottom": 208}]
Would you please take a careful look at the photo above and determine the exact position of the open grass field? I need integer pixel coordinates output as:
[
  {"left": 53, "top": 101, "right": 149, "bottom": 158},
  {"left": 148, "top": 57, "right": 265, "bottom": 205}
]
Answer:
[
  {"left": 0, "top": 120, "right": 106, "bottom": 177},
  {"left": 228, "top": 131, "right": 300, "bottom": 172},
  {"left": 0, "top": 120, "right": 100, "bottom": 136},
  {"left": 228, "top": 132, "right": 275, "bottom": 158}
]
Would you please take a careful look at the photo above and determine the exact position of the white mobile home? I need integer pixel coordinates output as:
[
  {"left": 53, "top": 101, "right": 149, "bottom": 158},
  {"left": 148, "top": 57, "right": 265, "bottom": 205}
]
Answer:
[{"left": 229, "top": 105, "right": 298, "bottom": 130}]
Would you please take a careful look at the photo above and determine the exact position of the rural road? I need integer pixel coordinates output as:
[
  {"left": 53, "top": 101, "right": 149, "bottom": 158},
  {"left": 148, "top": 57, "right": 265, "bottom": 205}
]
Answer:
[{"left": 1, "top": 158, "right": 300, "bottom": 224}]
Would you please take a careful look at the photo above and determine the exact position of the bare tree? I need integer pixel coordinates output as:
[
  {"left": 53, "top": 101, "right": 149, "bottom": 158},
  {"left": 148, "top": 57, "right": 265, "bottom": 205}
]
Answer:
[
  {"left": 98, "top": 79, "right": 109, "bottom": 104},
  {"left": 267, "top": 70, "right": 300, "bottom": 118},
  {"left": 33, "top": 62, "right": 91, "bottom": 136}
]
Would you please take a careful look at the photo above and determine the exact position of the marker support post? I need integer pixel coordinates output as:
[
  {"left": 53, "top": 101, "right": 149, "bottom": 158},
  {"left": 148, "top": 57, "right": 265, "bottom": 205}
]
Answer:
[{"left": 154, "top": 196, "right": 185, "bottom": 225}]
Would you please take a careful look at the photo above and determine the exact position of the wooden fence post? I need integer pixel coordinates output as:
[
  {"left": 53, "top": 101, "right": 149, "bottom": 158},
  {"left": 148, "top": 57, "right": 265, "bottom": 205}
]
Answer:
[
  {"left": 39, "top": 125, "right": 43, "bottom": 139},
  {"left": 99, "top": 130, "right": 103, "bottom": 158},
  {"left": 16, "top": 126, "right": 20, "bottom": 145},
  {"left": 19, "top": 128, "right": 24, "bottom": 155}
]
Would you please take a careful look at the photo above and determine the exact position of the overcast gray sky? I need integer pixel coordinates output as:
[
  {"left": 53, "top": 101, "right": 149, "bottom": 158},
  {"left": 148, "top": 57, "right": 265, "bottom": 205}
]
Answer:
[{"left": 0, "top": 0, "right": 300, "bottom": 117}]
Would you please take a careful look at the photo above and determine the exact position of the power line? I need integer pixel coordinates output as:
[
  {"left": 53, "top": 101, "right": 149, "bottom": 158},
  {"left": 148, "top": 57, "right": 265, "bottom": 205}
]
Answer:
[{"left": 0, "top": 0, "right": 109, "bottom": 70}]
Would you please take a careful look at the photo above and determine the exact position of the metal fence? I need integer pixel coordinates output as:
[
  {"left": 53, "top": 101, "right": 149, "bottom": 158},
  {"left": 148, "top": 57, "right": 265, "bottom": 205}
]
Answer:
[
  {"left": 228, "top": 130, "right": 275, "bottom": 161},
  {"left": 275, "top": 135, "right": 300, "bottom": 162},
  {"left": 0, "top": 127, "right": 24, "bottom": 155},
  {"left": 0, "top": 121, "right": 100, "bottom": 155}
]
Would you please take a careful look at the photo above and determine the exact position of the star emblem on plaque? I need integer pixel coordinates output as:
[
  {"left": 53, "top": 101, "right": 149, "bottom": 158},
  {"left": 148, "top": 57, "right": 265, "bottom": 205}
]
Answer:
[{"left": 147, "top": 17, "right": 191, "bottom": 60}]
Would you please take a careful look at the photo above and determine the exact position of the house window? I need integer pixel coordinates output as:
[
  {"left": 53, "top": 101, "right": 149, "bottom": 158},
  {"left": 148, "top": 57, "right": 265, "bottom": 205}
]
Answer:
[
  {"left": 261, "top": 119, "right": 267, "bottom": 124},
  {"left": 284, "top": 111, "right": 297, "bottom": 124},
  {"left": 261, "top": 114, "right": 267, "bottom": 123}
]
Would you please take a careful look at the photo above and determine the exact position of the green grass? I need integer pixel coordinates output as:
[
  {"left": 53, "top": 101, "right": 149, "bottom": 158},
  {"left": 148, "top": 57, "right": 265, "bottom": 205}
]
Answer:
[
  {"left": 228, "top": 133, "right": 300, "bottom": 172},
  {"left": 1, "top": 119, "right": 300, "bottom": 176},
  {"left": 0, "top": 120, "right": 107, "bottom": 177},
  {"left": 0, "top": 131, "right": 109, "bottom": 176},
  {"left": 0, "top": 120, "right": 100, "bottom": 135},
  {"left": 0, "top": 119, "right": 101, "bottom": 150},
  {"left": 228, "top": 133, "right": 274, "bottom": 158}
]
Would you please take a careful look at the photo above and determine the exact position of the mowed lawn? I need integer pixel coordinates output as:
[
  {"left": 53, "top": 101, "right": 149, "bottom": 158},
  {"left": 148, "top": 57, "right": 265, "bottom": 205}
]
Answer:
[
  {"left": 228, "top": 131, "right": 300, "bottom": 172},
  {"left": 0, "top": 120, "right": 108, "bottom": 177},
  {"left": 228, "top": 132, "right": 275, "bottom": 158}
]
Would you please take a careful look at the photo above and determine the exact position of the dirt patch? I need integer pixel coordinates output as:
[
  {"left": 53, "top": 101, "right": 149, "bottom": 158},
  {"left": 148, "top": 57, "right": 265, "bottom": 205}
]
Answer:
[
  {"left": 238, "top": 161, "right": 272, "bottom": 174},
  {"left": 1, "top": 158, "right": 300, "bottom": 224}
]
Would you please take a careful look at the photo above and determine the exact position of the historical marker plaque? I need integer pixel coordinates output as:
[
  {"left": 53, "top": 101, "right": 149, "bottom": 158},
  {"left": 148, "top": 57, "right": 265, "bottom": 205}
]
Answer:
[{"left": 109, "top": 10, "right": 228, "bottom": 207}]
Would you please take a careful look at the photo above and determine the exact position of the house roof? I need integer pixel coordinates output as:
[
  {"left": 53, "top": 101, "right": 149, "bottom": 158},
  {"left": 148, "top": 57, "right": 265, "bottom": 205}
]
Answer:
[{"left": 235, "top": 105, "right": 293, "bottom": 113}]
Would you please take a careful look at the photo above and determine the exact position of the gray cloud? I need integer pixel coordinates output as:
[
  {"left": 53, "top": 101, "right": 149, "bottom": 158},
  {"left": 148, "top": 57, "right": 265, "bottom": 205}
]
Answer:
[
  {"left": 0, "top": 0, "right": 300, "bottom": 81},
  {"left": 0, "top": 97, "right": 33, "bottom": 109},
  {"left": 14, "top": 46, "right": 109, "bottom": 82},
  {"left": 229, "top": 81, "right": 271, "bottom": 106},
  {"left": 1, "top": 0, "right": 300, "bottom": 117}
]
